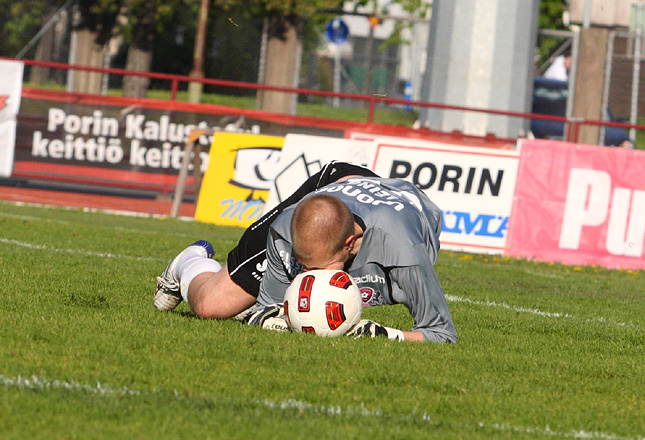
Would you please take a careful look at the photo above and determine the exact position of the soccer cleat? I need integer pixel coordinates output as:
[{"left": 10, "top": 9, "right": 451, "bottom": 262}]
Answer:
[{"left": 154, "top": 240, "right": 214, "bottom": 311}]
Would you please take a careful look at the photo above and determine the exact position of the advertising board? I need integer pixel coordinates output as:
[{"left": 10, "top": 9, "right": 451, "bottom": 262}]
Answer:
[
  {"left": 195, "top": 132, "right": 284, "bottom": 227},
  {"left": 371, "top": 141, "right": 519, "bottom": 254},
  {"left": 0, "top": 60, "right": 24, "bottom": 177},
  {"left": 264, "top": 134, "right": 519, "bottom": 254},
  {"left": 506, "top": 140, "right": 645, "bottom": 270}
]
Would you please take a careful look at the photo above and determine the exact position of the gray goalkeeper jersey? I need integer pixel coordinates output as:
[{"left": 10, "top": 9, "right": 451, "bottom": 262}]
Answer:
[{"left": 257, "top": 176, "right": 457, "bottom": 343}]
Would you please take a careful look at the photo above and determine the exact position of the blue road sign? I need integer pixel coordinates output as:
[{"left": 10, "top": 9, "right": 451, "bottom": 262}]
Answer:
[{"left": 325, "top": 18, "right": 349, "bottom": 44}]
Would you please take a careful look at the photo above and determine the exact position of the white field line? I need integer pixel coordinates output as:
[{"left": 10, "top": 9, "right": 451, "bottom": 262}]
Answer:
[
  {"left": 445, "top": 295, "right": 629, "bottom": 327},
  {"left": 0, "top": 212, "right": 64, "bottom": 223},
  {"left": 0, "top": 210, "right": 194, "bottom": 238},
  {"left": 0, "top": 208, "right": 239, "bottom": 245},
  {"left": 1, "top": 374, "right": 641, "bottom": 440},
  {"left": 0, "top": 237, "right": 162, "bottom": 262},
  {"left": 1, "top": 374, "right": 141, "bottom": 396},
  {"left": 521, "top": 269, "right": 565, "bottom": 279},
  {"left": 0, "top": 199, "right": 196, "bottom": 222}
]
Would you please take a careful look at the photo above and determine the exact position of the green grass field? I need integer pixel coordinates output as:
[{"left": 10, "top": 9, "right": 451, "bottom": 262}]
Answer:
[{"left": 0, "top": 201, "right": 643, "bottom": 439}]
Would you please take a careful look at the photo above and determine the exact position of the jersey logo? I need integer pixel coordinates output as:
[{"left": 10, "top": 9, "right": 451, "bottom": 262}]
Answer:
[
  {"left": 0, "top": 96, "right": 7, "bottom": 111},
  {"left": 360, "top": 287, "right": 383, "bottom": 306},
  {"left": 255, "top": 258, "right": 267, "bottom": 273},
  {"left": 360, "top": 287, "right": 374, "bottom": 304}
]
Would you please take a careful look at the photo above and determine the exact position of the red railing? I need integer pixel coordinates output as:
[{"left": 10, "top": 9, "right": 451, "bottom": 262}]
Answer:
[{"left": 4, "top": 56, "right": 644, "bottom": 143}]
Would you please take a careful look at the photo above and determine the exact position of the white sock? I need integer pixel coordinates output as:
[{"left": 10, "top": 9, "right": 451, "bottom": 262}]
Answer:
[
  {"left": 174, "top": 248, "right": 207, "bottom": 276},
  {"left": 179, "top": 258, "right": 222, "bottom": 304}
]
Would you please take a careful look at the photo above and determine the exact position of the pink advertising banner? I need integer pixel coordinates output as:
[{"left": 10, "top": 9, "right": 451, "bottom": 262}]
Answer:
[{"left": 506, "top": 140, "right": 645, "bottom": 270}]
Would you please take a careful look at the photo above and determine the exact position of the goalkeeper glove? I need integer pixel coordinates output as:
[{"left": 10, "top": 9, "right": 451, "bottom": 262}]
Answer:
[
  {"left": 261, "top": 315, "right": 290, "bottom": 332},
  {"left": 346, "top": 319, "right": 404, "bottom": 341},
  {"left": 238, "top": 304, "right": 290, "bottom": 332}
]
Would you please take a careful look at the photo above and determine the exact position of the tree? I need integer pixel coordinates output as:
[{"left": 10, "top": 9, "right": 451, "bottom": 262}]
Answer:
[
  {"left": 212, "top": 0, "right": 344, "bottom": 114},
  {"left": 0, "top": 0, "right": 55, "bottom": 57},
  {"left": 69, "top": 0, "right": 122, "bottom": 94},
  {"left": 29, "top": 0, "right": 68, "bottom": 84},
  {"left": 2, "top": 0, "right": 569, "bottom": 103},
  {"left": 120, "top": 0, "right": 186, "bottom": 98}
]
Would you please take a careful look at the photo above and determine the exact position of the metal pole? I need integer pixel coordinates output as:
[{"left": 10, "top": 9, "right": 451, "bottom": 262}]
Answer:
[
  {"left": 66, "top": 3, "right": 80, "bottom": 93},
  {"left": 364, "top": 21, "right": 375, "bottom": 95},
  {"left": 256, "top": 16, "right": 268, "bottom": 110},
  {"left": 333, "top": 46, "right": 341, "bottom": 107},
  {"left": 630, "top": 0, "right": 643, "bottom": 143},
  {"left": 170, "top": 142, "right": 193, "bottom": 218},
  {"left": 564, "top": 31, "right": 579, "bottom": 142},
  {"left": 567, "top": 31, "right": 579, "bottom": 118},
  {"left": 101, "top": 46, "right": 110, "bottom": 96},
  {"left": 583, "top": 0, "right": 593, "bottom": 29}
]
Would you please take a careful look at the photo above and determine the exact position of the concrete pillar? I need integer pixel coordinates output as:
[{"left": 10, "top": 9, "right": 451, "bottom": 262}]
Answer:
[
  {"left": 419, "top": 0, "right": 540, "bottom": 139},
  {"left": 572, "top": 27, "right": 610, "bottom": 145}
]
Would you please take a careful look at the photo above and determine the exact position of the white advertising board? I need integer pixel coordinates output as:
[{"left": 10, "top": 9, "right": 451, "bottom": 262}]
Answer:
[
  {"left": 0, "top": 60, "right": 24, "bottom": 177},
  {"left": 371, "top": 140, "right": 519, "bottom": 254},
  {"left": 264, "top": 134, "right": 377, "bottom": 211},
  {"left": 263, "top": 134, "right": 519, "bottom": 255}
]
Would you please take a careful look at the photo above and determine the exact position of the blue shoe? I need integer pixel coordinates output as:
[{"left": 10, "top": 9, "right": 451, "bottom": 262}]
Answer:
[{"left": 154, "top": 240, "right": 214, "bottom": 311}]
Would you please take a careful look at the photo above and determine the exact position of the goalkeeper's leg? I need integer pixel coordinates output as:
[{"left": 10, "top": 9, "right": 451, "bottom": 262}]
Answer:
[
  {"left": 154, "top": 240, "right": 216, "bottom": 311},
  {"left": 184, "top": 267, "right": 256, "bottom": 319},
  {"left": 154, "top": 240, "right": 256, "bottom": 318}
]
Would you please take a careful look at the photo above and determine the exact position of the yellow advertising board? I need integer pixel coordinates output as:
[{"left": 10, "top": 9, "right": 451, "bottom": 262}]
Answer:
[{"left": 195, "top": 132, "right": 284, "bottom": 227}]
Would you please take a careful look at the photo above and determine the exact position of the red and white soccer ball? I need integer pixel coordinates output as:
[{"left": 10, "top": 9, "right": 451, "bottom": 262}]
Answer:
[{"left": 284, "top": 270, "right": 363, "bottom": 337}]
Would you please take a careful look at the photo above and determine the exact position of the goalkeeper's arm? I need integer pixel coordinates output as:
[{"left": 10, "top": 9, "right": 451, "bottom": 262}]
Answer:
[{"left": 346, "top": 319, "right": 425, "bottom": 342}]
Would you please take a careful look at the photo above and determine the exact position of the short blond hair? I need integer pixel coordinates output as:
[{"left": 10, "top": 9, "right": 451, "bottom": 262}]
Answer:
[{"left": 291, "top": 194, "right": 354, "bottom": 264}]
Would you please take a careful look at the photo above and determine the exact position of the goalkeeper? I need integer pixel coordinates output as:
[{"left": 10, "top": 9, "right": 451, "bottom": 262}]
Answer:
[{"left": 154, "top": 161, "right": 457, "bottom": 343}]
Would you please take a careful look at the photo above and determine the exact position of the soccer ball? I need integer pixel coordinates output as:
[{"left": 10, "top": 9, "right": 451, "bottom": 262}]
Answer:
[{"left": 284, "top": 269, "right": 363, "bottom": 337}]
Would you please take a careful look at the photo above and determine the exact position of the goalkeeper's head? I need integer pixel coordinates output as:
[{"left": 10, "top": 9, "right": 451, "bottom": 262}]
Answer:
[{"left": 290, "top": 194, "right": 358, "bottom": 271}]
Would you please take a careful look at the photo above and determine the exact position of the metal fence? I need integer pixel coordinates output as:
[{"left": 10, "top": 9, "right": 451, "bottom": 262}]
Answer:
[{"left": 4, "top": 56, "right": 645, "bottom": 148}]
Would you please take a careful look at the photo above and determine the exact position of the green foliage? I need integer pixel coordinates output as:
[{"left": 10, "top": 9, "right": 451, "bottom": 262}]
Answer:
[
  {"left": 0, "top": 0, "right": 53, "bottom": 57},
  {"left": 76, "top": 0, "right": 122, "bottom": 42},
  {"left": 214, "top": 0, "right": 344, "bottom": 17},
  {"left": 538, "top": 0, "right": 567, "bottom": 29},
  {"left": 536, "top": 0, "right": 569, "bottom": 64},
  {"left": 0, "top": 202, "right": 643, "bottom": 439},
  {"left": 121, "top": 0, "right": 190, "bottom": 38}
]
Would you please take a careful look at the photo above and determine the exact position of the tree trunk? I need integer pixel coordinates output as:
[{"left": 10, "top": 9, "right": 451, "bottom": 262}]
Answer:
[
  {"left": 30, "top": 6, "right": 58, "bottom": 84},
  {"left": 188, "top": 0, "right": 210, "bottom": 103},
  {"left": 71, "top": 27, "right": 106, "bottom": 94},
  {"left": 257, "top": 14, "right": 302, "bottom": 115},
  {"left": 123, "top": 16, "right": 155, "bottom": 99}
]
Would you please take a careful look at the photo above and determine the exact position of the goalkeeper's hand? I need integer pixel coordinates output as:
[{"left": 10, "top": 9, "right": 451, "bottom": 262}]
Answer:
[
  {"left": 238, "top": 304, "right": 290, "bottom": 332},
  {"left": 346, "top": 319, "right": 404, "bottom": 341},
  {"left": 261, "top": 315, "right": 289, "bottom": 332}
]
